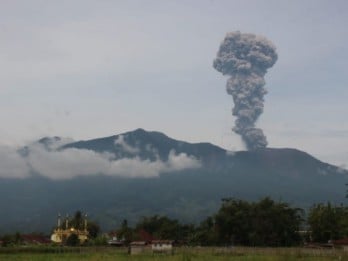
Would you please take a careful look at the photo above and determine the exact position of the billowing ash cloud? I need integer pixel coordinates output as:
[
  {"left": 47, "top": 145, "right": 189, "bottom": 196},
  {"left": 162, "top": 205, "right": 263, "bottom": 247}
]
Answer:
[
  {"left": 0, "top": 139, "right": 201, "bottom": 180},
  {"left": 213, "top": 31, "right": 277, "bottom": 150}
]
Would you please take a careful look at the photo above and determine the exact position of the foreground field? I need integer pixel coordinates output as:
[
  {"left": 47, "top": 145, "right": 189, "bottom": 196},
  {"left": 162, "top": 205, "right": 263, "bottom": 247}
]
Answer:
[{"left": 0, "top": 247, "right": 347, "bottom": 261}]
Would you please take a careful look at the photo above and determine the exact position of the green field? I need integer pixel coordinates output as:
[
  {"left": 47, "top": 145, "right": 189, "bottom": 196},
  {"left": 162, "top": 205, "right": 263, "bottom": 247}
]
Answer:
[{"left": 0, "top": 247, "right": 347, "bottom": 261}]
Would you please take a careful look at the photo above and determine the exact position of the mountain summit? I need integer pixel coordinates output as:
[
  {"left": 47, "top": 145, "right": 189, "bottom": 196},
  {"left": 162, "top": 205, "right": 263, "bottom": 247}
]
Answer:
[
  {"left": 61, "top": 128, "right": 226, "bottom": 163},
  {"left": 59, "top": 128, "right": 344, "bottom": 178}
]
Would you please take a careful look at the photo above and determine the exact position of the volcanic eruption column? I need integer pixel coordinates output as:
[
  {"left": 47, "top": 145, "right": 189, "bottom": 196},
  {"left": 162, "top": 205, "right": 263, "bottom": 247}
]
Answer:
[{"left": 213, "top": 31, "right": 278, "bottom": 150}]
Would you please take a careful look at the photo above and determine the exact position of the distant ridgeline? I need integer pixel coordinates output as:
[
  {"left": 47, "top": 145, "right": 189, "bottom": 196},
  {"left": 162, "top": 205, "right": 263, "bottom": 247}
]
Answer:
[{"left": 0, "top": 128, "right": 346, "bottom": 233}]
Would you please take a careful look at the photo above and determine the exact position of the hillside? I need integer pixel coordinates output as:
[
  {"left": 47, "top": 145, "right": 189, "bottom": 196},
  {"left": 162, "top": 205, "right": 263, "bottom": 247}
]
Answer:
[{"left": 0, "top": 129, "right": 346, "bottom": 233}]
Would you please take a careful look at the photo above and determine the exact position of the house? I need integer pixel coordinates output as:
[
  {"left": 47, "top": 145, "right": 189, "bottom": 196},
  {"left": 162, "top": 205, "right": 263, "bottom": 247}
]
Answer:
[
  {"left": 21, "top": 234, "right": 51, "bottom": 245},
  {"left": 129, "top": 241, "right": 148, "bottom": 255},
  {"left": 128, "top": 230, "right": 174, "bottom": 255},
  {"left": 332, "top": 238, "right": 348, "bottom": 251},
  {"left": 107, "top": 232, "right": 124, "bottom": 246},
  {"left": 137, "top": 229, "right": 154, "bottom": 243},
  {"left": 151, "top": 240, "right": 174, "bottom": 254}
]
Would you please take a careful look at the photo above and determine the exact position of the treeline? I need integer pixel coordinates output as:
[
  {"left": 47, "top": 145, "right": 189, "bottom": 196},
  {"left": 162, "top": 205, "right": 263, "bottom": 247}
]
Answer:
[
  {"left": 115, "top": 197, "right": 303, "bottom": 246},
  {"left": 115, "top": 198, "right": 348, "bottom": 246},
  {"left": 308, "top": 203, "right": 348, "bottom": 243},
  {"left": 2, "top": 198, "right": 348, "bottom": 247}
]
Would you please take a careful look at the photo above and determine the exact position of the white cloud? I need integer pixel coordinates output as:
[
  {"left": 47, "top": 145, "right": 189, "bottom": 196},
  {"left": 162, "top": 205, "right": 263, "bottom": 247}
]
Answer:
[
  {"left": 114, "top": 135, "right": 139, "bottom": 154},
  {"left": 0, "top": 146, "right": 29, "bottom": 179},
  {"left": 226, "top": 150, "right": 236, "bottom": 156},
  {"left": 0, "top": 142, "right": 201, "bottom": 180},
  {"left": 165, "top": 150, "right": 201, "bottom": 172}
]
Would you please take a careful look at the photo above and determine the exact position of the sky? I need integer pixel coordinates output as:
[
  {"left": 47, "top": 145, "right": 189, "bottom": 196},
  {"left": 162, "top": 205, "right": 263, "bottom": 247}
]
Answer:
[{"left": 0, "top": 0, "right": 347, "bottom": 168}]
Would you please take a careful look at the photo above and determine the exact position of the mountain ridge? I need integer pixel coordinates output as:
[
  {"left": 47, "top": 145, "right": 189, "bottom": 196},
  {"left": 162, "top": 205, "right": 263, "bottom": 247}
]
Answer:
[
  {"left": 0, "top": 128, "right": 346, "bottom": 233},
  {"left": 58, "top": 128, "right": 345, "bottom": 177},
  {"left": 61, "top": 128, "right": 227, "bottom": 162}
]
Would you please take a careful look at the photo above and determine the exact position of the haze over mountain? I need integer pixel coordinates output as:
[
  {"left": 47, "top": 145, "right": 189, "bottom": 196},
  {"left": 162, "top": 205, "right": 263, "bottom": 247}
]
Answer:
[{"left": 0, "top": 129, "right": 346, "bottom": 233}]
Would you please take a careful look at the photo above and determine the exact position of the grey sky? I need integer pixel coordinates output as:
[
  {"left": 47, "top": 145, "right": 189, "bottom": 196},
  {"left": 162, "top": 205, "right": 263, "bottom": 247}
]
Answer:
[{"left": 0, "top": 0, "right": 347, "bottom": 167}]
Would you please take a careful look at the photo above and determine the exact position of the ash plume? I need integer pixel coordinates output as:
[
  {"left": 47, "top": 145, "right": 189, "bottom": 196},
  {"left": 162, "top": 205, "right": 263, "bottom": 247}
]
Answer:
[{"left": 213, "top": 31, "right": 277, "bottom": 150}]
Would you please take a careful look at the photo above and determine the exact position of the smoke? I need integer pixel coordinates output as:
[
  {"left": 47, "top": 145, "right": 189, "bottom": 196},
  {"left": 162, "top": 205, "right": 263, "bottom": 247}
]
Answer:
[{"left": 213, "top": 31, "right": 278, "bottom": 150}]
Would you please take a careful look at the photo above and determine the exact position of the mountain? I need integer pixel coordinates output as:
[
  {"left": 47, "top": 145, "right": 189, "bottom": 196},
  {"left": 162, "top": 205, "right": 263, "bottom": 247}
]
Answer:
[
  {"left": 61, "top": 128, "right": 227, "bottom": 164},
  {"left": 0, "top": 128, "right": 347, "bottom": 234}
]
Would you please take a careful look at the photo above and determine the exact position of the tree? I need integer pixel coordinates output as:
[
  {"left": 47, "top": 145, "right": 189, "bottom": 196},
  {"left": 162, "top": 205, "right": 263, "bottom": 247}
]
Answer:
[
  {"left": 135, "top": 215, "right": 185, "bottom": 241},
  {"left": 87, "top": 221, "right": 100, "bottom": 239},
  {"left": 66, "top": 233, "right": 79, "bottom": 246},
  {"left": 115, "top": 219, "right": 133, "bottom": 244},
  {"left": 194, "top": 216, "right": 219, "bottom": 246},
  {"left": 69, "top": 211, "right": 83, "bottom": 230},
  {"left": 0, "top": 232, "right": 22, "bottom": 247},
  {"left": 308, "top": 203, "right": 348, "bottom": 242},
  {"left": 210, "top": 197, "right": 303, "bottom": 246},
  {"left": 1, "top": 234, "right": 13, "bottom": 247}
]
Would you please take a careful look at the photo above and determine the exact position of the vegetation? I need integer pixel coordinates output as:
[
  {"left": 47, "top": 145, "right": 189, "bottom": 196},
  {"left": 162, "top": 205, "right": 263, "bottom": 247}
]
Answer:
[
  {"left": 114, "top": 198, "right": 348, "bottom": 247},
  {"left": 0, "top": 232, "right": 22, "bottom": 247},
  {"left": 0, "top": 246, "right": 346, "bottom": 260},
  {"left": 195, "top": 197, "right": 303, "bottom": 246},
  {"left": 134, "top": 215, "right": 195, "bottom": 243},
  {"left": 65, "top": 234, "right": 79, "bottom": 246},
  {"left": 2, "top": 133, "right": 346, "bottom": 235},
  {"left": 308, "top": 203, "right": 348, "bottom": 242},
  {"left": 108, "top": 197, "right": 304, "bottom": 247},
  {"left": 2, "top": 198, "right": 348, "bottom": 250}
]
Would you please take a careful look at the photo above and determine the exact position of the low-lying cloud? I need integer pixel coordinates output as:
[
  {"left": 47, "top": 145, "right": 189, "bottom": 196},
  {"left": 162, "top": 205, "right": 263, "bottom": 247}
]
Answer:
[
  {"left": 114, "top": 135, "right": 140, "bottom": 154},
  {"left": 0, "top": 141, "right": 201, "bottom": 180},
  {"left": 0, "top": 146, "right": 30, "bottom": 179}
]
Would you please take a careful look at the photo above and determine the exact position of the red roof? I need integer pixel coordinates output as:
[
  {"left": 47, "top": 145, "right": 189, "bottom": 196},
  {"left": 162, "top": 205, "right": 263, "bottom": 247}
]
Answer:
[
  {"left": 108, "top": 231, "right": 118, "bottom": 237},
  {"left": 137, "top": 229, "right": 155, "bottom": 243},
  {"left": 333, "top": 238, "right": 348, "bottom": 245},
  {"left": 21, "top": 234, "right": 51, "bottom": 244}
]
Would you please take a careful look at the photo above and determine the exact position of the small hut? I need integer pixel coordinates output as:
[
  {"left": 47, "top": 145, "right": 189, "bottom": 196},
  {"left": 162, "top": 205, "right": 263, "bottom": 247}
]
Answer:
[
  {"left": 107, "top": 232, "right": 124, "bottom": 246},
  {"left": 151, "top": 240, "right": 174, "bottom": 254},
  {"left": 332, "top": 238, "right": 348, "bottom": 251},
  {"left": 129, "top": 241, "right": 148, "bottom": 255}
]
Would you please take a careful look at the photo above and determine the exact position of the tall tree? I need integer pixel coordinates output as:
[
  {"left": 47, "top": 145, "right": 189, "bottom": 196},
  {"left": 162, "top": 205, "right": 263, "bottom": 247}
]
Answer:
[
  {"left": 135, "top": 215, "right": 184, "bottom": 241},
  {"left": 308, "top": 203, "right": 348, "bottom": 242},
  {"left": 211, "top": 197, "right": 303, "bottom": 246}
]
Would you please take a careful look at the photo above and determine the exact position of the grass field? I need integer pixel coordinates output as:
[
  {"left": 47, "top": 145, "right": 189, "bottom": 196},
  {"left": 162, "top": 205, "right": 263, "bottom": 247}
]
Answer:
[{"left": 0, "top": 246, "right": 347, "bottom": 261}]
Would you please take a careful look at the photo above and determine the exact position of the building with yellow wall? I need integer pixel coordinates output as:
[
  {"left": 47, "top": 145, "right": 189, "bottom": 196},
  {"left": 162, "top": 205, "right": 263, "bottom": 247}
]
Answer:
[{"left": 50, "top": 214, "right": 89, "bottom": 244}]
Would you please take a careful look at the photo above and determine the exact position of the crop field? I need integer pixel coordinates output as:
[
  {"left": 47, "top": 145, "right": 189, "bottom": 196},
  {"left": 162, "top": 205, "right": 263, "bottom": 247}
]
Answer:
[{"left": 0, "top": 246, "right": 347, "bottom": 261}]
